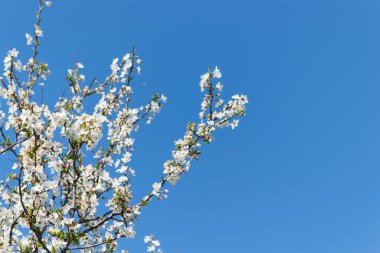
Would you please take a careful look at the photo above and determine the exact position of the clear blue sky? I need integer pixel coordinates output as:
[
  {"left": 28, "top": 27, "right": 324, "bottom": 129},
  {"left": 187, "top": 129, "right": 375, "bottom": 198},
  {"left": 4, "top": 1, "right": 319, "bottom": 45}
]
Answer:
[{"left": 1, "top": 0, "right": 380, "bottom": 252}]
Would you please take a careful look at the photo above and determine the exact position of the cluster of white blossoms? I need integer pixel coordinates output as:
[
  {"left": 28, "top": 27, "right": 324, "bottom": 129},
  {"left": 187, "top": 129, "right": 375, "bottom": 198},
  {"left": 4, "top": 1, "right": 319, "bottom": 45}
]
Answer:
[
  {"left": 0, "top": 0, "right": 248, "bottom": 252},
  {"left": 144, "top": 235, "right": 162, "bottom": 253},
  {"left": 143, "top": 67, "right": 248, "bottom": 201}
]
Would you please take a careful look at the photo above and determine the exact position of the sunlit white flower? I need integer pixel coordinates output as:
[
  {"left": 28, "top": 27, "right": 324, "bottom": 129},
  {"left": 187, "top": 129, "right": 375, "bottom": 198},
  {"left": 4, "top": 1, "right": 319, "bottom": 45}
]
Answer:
[
  {"left": 213, "top": 66, "right": 222, "bottom": 78},
  {"left": 35, "top": 25, "right": 43, "bottom": 37},
  {"left": 25, "top": 33, "right": 33, "bottom": 45}
]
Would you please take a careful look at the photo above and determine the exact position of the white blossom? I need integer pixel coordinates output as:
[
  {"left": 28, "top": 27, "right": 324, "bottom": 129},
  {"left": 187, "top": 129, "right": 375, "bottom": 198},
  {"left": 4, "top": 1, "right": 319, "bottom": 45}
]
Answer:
[
  {"left": 213, "top": 66, "right": 222, "bottom": 78},
  {"left": 35, "top": 25, "right": 43, "bottom": 37},
  {"left": 25, "top": 33, "right": 33, "bottom": 45},
  {"left": 76, "top": 62, "right": 84, "bottom": 69}
]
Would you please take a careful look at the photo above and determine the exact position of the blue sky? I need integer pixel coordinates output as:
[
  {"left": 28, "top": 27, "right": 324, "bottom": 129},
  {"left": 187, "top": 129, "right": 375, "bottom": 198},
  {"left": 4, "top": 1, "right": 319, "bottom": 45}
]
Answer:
[{"left": 1, "top": 0, "right": 380, "bottom": 252}]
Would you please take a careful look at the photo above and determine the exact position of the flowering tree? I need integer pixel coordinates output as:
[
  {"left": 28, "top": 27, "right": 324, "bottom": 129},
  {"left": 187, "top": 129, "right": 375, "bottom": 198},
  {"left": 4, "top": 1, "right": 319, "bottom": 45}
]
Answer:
[{"left": 0, "top": 1, "right": 248, "bottom": 252}]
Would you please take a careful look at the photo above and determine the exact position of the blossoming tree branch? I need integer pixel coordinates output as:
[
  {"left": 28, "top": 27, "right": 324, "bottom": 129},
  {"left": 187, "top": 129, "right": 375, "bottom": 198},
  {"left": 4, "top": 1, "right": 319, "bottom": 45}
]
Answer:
[{"left": 0, "top": 0, "right": 248, "bottom": 252}]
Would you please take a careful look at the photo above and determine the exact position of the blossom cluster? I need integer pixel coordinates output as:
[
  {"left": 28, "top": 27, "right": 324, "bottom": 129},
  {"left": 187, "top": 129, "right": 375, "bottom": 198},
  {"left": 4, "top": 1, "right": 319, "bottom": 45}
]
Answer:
[
  {"left": 0, "top": 0, "right": 248, "bottom": 252},
  {"left": 144, "top": 235, "right": 162, "bottom": 253},
  {"left": 144, "top": 67, "right": 248, "bottom": 202}
]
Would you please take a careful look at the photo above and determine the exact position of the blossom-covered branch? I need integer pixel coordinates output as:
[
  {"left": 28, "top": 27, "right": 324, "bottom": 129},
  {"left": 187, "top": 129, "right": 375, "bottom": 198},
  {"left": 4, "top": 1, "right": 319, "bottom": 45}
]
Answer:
[{"left": 0, "top": 1, "right": 248, "bottom": 252}]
